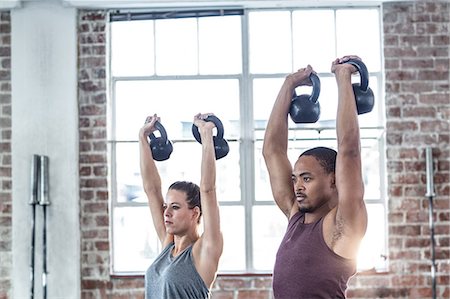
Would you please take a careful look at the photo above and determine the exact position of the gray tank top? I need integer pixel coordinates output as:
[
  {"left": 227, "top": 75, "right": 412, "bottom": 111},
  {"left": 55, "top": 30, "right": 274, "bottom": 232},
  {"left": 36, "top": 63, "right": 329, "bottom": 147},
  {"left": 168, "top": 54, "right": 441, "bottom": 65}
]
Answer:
[
  {"left": 145, "top": 242, "right": 210, "bottom": 299},
  {"left": 273, "top": 212, "right": 356, "bottom": 299}
]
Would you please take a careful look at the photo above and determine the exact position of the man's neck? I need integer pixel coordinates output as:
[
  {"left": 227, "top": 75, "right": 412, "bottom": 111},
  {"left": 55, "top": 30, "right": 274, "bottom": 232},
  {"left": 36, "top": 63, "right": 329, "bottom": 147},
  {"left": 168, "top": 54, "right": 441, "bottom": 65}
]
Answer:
[{"left": 304, "top": 200, "right": 337, "bottom": 224}]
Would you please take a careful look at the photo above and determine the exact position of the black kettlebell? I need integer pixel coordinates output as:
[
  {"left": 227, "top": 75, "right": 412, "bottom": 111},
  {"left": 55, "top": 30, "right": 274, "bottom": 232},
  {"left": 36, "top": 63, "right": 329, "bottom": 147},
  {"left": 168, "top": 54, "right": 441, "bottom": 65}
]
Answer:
[
  {"left": 289, "top": 73, "right": 321, "bottom": 123},
  {"left": 149, "top": 121, "right": 173, "bottom": 161},
  {"left": 192, "top": 115, "right": 229, "bottom": 160},
  {"left": 343, "top": 59, "right": 375, "bottom": 115}
]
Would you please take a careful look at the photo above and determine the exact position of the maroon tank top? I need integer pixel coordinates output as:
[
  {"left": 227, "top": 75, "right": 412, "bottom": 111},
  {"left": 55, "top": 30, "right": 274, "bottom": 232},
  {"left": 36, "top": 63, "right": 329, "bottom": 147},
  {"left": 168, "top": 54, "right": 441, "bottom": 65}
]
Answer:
[{"left": 272, "top": 212, "right": 356, "bottom": 299}]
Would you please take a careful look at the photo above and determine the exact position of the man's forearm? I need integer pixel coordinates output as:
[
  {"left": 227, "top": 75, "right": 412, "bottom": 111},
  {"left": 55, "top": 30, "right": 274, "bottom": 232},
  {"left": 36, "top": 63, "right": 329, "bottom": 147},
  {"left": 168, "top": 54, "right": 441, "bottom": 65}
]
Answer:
[{"left": 335, "top": 71, "right": 360, "bottom": 152}]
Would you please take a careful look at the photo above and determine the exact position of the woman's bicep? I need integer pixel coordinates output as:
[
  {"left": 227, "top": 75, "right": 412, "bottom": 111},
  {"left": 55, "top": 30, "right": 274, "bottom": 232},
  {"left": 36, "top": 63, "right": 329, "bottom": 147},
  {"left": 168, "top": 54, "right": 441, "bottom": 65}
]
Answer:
[{"left": 200, "top": 190, "right": 222, "bottom": 243}]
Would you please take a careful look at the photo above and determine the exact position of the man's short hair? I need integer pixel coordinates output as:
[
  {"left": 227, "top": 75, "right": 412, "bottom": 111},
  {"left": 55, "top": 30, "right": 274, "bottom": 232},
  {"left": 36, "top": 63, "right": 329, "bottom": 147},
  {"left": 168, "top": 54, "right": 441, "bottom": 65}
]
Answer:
[{"left": 300, "top": 147, "right": 337, "bottom": 174}]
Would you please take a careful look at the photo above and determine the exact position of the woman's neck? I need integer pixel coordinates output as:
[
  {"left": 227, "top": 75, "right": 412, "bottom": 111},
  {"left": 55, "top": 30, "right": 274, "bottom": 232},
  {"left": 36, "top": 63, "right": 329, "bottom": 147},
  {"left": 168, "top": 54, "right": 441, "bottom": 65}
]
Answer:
[{"left": 172, "top": 232, "right": 199, "bottom": 256}]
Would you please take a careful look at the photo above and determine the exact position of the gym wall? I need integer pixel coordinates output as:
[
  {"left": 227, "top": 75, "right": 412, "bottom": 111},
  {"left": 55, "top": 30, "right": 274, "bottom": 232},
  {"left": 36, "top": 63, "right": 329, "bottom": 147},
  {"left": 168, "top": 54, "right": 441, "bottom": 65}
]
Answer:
[
  {"left": 78, "top": 3, "right": 450, "bottom": 298},
  {"left": 0, "top": 1, "right": 449, "bottom": 298},
  {"left": 0, "top": 11, "right": 12, "bottom": 297}
]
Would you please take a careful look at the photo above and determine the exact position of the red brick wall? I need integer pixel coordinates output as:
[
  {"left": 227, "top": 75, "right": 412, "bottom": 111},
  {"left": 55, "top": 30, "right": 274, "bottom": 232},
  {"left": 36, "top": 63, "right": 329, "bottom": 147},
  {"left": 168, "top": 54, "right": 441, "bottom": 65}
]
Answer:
[
  {"left": 0, "top": 11, "right": 11, "bottom": 299},
  {"left": 386, "top": 1, "right": 450, "bottom": 297},
  {"left": 78, "top": 10, "right": 144, "bottom": 298},
  {"left": 0, "top": 2, "right": 447, "bottom": 298},
  {"left": 0, "top": 2, "right": 447, "bottom": 299},
  {"left": 385, "top": 1, "right": 450, "bottom": 297},
  {"left": 347, "top": 2, "right": 450, "bottom": 298}
]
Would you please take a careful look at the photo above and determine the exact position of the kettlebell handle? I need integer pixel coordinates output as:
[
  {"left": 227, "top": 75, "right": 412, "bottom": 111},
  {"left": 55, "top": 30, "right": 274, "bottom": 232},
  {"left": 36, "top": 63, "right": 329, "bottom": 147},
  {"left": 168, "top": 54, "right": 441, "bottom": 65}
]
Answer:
[
  {"left": 341, "top": 59, "right": 375, "bottom": 115},
  {"left": 148, "top": 120, "right": 173, "bottom": 161},
  {"left": 343, "top": 59, "right": 369, "bottom": 92},
  {"left": 192, "top": 115, "right": 229, "bottom": 160},
  {"left": 149, "top": 121, "right": 169, "bottom": 142},
  {"left": 309, "top": 73, "right": 321, "bottom": 104},
  {"left": 192, "top": 115, "right": 224, "bottom": 143},
  {"left": 292, "top": 73, "right": 321, "bottom": 104}
]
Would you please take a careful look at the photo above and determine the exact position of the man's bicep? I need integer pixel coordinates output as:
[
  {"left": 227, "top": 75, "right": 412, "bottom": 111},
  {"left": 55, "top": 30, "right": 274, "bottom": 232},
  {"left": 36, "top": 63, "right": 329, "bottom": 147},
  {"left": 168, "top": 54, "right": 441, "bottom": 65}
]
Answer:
[
  {"left": 335, "top": 154, "right": 364, "bottom": 203},
  {"left": 265, "top": 155, "right": 296, "bottom": 217},
  {"left": 335, "top": 154, "right": 367, "bottom": 234}
]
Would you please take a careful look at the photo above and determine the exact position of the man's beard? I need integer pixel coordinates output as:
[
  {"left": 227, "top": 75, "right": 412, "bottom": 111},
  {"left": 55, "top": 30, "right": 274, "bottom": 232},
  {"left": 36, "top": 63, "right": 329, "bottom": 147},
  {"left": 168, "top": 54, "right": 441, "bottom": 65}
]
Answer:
[{"left": 299, "top": 205, "right": 312, "bottom": 213}]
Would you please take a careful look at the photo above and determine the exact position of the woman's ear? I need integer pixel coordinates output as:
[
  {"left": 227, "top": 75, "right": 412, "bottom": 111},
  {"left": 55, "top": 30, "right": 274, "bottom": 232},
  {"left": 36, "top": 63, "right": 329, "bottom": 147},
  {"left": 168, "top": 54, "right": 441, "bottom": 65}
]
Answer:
[{"left": 192, "top": 206, "right": 201, "bottom": 222}]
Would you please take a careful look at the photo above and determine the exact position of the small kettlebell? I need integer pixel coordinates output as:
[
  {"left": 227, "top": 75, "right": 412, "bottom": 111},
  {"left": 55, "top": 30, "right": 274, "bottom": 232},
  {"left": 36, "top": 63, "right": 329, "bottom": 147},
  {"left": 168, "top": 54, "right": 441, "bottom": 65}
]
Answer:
[
  {"left": 149, "top": 121, "right": 173, "bottom": 161},
  {"left": 343, "top": 59, "right": 375, "bottom": 115},
  {"left": 289, "top": 73, "right": 321, "bottom": 123},
  {"left": 192, "top": 115, "right": 229, "bottom": 160}
]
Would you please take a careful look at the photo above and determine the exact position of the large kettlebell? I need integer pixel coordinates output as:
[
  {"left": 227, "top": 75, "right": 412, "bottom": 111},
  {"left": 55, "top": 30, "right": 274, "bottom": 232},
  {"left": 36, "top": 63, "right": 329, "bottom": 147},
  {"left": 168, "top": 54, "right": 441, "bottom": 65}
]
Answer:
[
  {"left": 192, "top": 115, "right": 229, "bottom": 160},
  {"left": 343, "top": 59, "right": 375, "bottom": 115},
  {"left": 289, "top": 73, "right": 321, "bottom": 123},
  {"left": 149, "top": 121, "right": 173, "bottom": 161}
]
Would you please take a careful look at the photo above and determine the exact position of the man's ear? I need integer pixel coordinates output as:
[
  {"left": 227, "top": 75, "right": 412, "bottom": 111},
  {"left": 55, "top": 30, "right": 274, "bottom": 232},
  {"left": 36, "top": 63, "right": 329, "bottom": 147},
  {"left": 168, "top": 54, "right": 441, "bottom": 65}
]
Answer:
[{"left": 330, "top": 173, "right": 336, "bottom": 188}]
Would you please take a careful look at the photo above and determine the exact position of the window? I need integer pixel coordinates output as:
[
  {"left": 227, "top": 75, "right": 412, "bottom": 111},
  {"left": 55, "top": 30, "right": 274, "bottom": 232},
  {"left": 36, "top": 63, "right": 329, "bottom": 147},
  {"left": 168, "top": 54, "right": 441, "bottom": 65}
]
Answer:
[{"left": 109, "top": 7, "right": 386, "bottom": 274}]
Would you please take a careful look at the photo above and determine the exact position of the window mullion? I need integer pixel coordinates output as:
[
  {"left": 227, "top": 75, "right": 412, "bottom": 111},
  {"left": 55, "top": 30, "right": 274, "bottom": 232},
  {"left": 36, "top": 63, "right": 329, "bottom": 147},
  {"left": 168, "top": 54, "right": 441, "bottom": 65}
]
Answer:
[{"left": 240, "top": 10, "right": 255, "bottom": 272}]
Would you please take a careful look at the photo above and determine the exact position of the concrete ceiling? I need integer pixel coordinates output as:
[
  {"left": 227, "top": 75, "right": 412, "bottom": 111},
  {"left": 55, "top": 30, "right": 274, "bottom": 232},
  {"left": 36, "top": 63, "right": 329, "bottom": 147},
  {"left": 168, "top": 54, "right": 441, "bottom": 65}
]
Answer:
[{"left": 1, "top": 0, "right": 407, "bottom": 10}]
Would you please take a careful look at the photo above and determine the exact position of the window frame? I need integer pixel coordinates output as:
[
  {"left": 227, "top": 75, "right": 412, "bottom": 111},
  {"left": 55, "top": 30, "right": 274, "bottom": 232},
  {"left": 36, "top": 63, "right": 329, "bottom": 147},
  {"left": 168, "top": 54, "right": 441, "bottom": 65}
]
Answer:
[{"left": 108, "top": 6, "right": 387, "bottom": 275}]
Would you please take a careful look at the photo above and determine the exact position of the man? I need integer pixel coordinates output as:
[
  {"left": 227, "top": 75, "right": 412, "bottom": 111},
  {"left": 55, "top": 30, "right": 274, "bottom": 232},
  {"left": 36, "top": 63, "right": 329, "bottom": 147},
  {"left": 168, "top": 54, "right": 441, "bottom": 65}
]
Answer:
[{"left": 262, "top": 56, "right": 368, "bottom": 298}]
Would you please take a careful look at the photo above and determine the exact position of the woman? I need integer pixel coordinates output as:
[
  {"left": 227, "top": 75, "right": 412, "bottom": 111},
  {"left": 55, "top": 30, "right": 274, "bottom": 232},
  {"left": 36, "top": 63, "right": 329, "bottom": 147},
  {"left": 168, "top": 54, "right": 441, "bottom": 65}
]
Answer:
[{"left": 139, "top": 113, "right": 223, "bottom": 299}]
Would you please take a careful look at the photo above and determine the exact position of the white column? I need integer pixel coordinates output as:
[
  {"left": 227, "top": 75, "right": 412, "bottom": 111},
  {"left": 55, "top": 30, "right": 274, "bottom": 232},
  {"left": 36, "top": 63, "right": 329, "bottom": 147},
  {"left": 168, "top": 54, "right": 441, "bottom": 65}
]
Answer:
[{"left": 11, "top": 1, "right": 80, "bottom": 298}]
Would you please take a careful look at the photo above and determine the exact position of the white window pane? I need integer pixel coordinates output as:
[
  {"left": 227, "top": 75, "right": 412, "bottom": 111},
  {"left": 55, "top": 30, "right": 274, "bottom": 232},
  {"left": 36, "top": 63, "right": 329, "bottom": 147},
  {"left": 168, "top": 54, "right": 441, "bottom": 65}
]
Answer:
[
  {"left": 336, "top": 9, "right": 381, "bottom": 72},
  {"left": 357, "top": 203, "right": 387, "bottom": 271},
  {"left": 199, "top": 16, "right": 242, "bottom": 74},
  {"left": 249, "top": 11, "right": 292, "bottom": 73},
  {"left": 157, "top": 141, "right": 241, "bottom": 202},
  {"left": 111, "top": 20, "right": 155, "bottom": 76},
  {"left": 287, "top": 140, "right": 336, "bottom": 162},
  {"left": 254, "top": 143, "right": 273, "bottom": 202},
  {"left": 219, "top": 206, "right": 246, "bottom": 272},
  {"left": 254, "top": 77, "right": 332, "bottom": 141},
  {"left": 114, "top": 79, "right": 240, "bottom": 140},
  {"left": 115, "top": 143, "right": 145, "bottom": 203},
  {"left": 252, "top": 76, "right": 338, "bottom": 129},
  {"left": 253, "top": 206, "right": 287, "bottom": 271},
  {"left": 114, "top": 80, "right": 153, "bottom": 141},
  {"left": 115, "top": 141, "right": 241, "bottom": 204},
  {"left": 155, "top": 18, "right": 198, "bottom": 75},
  {"left": 253, "top": 78, "right": 284, "bottom": 126},
  {"left": 215, "top": 142, "right": 241, "bottom": 202},
  {"left": 113, "top": 207, "right": 160, "bottom": 273},
  {"left": 293, "top": 10, "right": 336, "bottom": 73},
  {"left": 362, "top": 144, "right": 382, "bottom": 199},
  {"left": 311, "top": 76, "right": 338, "bottom": 122}
]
